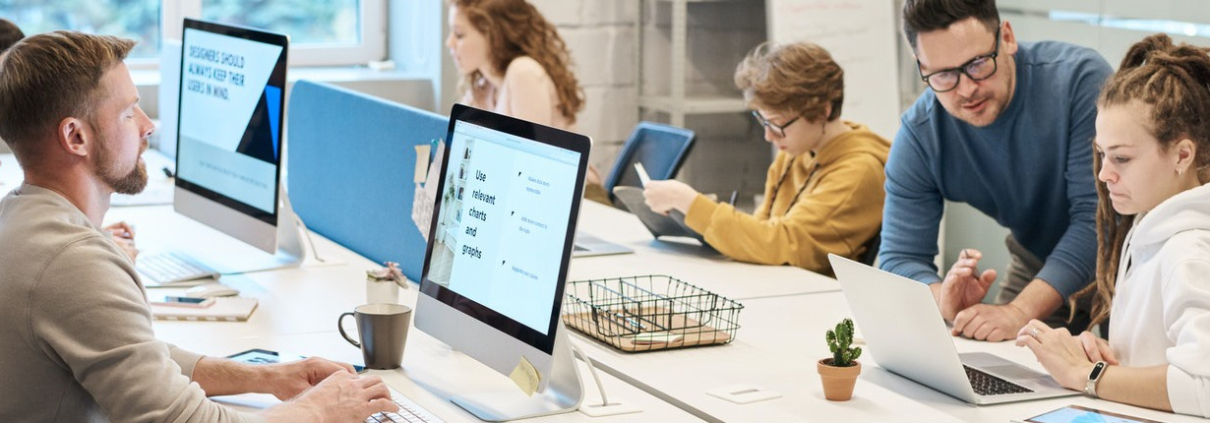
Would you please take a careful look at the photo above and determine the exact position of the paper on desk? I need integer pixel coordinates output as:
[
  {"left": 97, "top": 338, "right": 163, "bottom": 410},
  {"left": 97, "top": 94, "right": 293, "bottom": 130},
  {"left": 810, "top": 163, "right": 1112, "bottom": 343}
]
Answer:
[
  {"left": 413, "top": 144, "right": 431, "bottom": 183},
  {"left": 509, "top": 355, "right": 541, "bottom": 397},
  {"left": 411, "top": 140, "right": 444, "bottom": 240}
]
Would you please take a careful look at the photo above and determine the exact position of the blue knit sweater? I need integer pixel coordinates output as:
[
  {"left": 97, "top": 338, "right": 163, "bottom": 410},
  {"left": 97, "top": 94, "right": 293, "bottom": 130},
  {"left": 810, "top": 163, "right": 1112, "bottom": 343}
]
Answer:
[{"left": 879, "top": 41, "right": 1112, "bottom": 299}]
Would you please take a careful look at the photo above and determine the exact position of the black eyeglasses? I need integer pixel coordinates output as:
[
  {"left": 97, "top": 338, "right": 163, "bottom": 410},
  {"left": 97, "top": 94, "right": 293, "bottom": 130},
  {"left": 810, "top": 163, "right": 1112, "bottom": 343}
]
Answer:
[
  {"left": 752, "top": 110, "right": 800, "bottom": 138},
  {"left": 917, "top": 26, "right": 1001, "bottom": 93}
]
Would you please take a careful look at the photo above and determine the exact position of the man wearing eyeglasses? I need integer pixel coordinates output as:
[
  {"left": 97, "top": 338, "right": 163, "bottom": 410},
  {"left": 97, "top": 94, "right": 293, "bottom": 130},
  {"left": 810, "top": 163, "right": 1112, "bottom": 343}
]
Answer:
[{"left": 879, "top": 0, "right": 1112, "bottom": 342}]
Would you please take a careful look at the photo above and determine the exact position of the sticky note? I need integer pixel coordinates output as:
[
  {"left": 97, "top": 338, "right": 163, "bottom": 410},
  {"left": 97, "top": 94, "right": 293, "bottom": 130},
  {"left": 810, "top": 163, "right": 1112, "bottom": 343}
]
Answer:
[
  {"left": 509, "top": 356, "right": 541, "bottom": 397},
  {"left": 413, "top": 145, "right": 432, "bottom": 183},
  {"left": 411, "top": 140, "right": 445, "bottom": 239}
]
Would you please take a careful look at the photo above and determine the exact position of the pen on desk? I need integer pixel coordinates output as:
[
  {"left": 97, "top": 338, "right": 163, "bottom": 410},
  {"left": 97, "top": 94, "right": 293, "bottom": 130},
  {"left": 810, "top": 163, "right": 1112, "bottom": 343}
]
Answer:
[{"left": 162, "top": 166, "right": 175, "bottom": 179}]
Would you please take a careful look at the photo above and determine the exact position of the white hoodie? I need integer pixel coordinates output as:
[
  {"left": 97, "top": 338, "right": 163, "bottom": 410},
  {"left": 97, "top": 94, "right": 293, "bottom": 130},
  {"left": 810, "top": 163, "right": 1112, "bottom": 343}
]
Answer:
[{"left": 1110, "top": 183, "right": 1210, "bottom": 417}]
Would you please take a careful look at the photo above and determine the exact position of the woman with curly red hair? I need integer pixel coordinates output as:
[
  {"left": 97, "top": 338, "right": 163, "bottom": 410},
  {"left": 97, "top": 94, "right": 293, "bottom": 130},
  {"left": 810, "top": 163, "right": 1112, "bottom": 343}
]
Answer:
[{"left": 445, "top": 0, "right": 584, "bottom": 131}]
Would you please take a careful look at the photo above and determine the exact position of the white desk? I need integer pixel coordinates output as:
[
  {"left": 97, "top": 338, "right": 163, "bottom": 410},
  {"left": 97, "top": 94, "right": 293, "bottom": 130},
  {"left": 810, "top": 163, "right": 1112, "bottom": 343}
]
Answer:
[
  {"left": 156, "top": 324, "right": 700, "bottom": 423},
  {"left": 569, "top": 312, "right": 966, "bottom": 422},
  {"left": 591, "top": 291, "right": 1201, "bottom": 423},
  {"left": 572, "top": 201, "right": 839, "bottom": 300},
  {"left": 98, "top": 206, "right": 701, "bottom": 423}
]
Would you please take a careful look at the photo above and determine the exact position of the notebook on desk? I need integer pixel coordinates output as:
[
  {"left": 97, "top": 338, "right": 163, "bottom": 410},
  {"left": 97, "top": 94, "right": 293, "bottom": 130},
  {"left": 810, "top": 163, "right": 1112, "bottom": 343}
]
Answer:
[{"left": 151, "top": 297, "right": 258, "bottom": 321}]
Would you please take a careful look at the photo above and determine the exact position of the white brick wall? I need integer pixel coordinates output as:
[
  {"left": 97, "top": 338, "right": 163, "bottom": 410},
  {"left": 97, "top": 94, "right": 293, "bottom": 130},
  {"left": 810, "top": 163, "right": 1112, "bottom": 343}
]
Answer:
[
  {"left": 528, "top": 0, "right": 582, "bottom": 26},
  {"left": 531, "top": 0, "right": 640, "bottom": 174},
  {"left": 581, "top": 0, "right": 639, "bottom": 26}
]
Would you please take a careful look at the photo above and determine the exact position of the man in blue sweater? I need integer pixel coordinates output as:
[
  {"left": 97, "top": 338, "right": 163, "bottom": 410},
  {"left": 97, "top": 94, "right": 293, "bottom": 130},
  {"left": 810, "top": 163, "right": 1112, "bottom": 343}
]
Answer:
[{"left": 880, "top": 0, "right": 1112, "bottom": 341}]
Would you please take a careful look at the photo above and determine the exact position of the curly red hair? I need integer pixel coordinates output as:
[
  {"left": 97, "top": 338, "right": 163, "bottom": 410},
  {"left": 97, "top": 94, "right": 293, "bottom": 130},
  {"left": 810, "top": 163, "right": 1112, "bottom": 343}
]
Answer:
[{"left": 452, "top": 0, "right": 584, "bottom": 124}]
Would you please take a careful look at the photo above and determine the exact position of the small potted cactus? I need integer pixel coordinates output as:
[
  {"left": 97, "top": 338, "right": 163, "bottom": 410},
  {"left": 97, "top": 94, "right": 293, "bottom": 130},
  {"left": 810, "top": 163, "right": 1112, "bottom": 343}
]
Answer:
[{"left": 818, "top": 318, "right": 862, "bottom": 401}]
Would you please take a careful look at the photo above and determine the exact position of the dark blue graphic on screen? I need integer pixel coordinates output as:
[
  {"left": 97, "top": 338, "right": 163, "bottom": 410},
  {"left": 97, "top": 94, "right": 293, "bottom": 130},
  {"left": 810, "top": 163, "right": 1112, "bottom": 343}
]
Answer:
[{"left": 235, "top": 85, "right": 283, "bottom": 163}]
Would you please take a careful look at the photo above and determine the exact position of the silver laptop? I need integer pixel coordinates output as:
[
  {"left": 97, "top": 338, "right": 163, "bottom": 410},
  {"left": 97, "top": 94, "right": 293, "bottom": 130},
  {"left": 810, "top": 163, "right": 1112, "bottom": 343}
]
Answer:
[
  {"left": 572, "top": 231, "right": 633, "bottom": 257},
  {"left": 828, "top": 254, "right": 1079, "bottom": 405}
]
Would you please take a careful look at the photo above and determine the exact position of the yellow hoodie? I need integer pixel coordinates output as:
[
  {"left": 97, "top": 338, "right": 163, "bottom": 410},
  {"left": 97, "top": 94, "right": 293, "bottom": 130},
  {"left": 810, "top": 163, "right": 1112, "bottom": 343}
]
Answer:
[{"left": 684, "top": 121, "right": 890, "bottom": 276}]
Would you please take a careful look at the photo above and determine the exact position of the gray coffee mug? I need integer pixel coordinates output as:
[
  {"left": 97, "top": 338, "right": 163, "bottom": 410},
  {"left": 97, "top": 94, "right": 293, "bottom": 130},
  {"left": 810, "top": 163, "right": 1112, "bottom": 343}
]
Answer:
[{"left": 338, "top": 303, "right": 411, "bottom": 370}]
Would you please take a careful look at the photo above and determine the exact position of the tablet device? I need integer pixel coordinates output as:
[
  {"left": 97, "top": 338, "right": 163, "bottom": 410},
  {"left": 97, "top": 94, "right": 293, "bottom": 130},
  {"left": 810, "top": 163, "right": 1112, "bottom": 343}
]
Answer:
[
  {"left": 612, "top": 186, "right": 705, "bottom": 243},
  {"left": 1020, "top": 404, "right": 1163, "bottom": 423},
  {"left": 227, "top": 348, "right": 365, "bottom": 373}
]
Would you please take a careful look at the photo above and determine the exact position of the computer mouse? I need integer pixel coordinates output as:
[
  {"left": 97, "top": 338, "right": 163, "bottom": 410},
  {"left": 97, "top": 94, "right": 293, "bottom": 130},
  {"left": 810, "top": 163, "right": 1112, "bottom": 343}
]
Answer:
[{"left": 185, "top": 283, "right": 240, "bottom": 299}]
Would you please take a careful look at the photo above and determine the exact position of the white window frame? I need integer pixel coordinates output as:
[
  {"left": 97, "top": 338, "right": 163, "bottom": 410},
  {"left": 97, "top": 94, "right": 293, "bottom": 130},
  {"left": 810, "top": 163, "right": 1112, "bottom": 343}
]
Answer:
[{"left": 162, "top": 0, "right": 386, "bottom": 67}]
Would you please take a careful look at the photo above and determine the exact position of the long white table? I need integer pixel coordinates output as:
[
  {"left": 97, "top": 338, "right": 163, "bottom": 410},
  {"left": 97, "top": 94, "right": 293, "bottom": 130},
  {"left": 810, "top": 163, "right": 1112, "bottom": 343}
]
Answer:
[
  {"left": 578, "top": 291, "right": 1201, "bottom": 423},
  {"left": 101, "top": 205, "right": 701, "bottom": 423}
]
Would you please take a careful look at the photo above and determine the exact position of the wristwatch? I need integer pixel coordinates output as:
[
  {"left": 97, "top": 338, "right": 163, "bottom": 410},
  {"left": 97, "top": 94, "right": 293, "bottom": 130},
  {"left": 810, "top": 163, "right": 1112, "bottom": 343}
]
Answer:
[{"left": 1085, "top": 361, "right": 1107, "bottom": 398}]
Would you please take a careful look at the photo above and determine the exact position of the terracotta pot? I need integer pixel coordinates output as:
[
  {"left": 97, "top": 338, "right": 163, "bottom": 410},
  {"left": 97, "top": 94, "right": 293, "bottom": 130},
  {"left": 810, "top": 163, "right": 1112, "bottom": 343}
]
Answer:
[{"left": 817, "top": 358, "right": 862, "bottom": 401}]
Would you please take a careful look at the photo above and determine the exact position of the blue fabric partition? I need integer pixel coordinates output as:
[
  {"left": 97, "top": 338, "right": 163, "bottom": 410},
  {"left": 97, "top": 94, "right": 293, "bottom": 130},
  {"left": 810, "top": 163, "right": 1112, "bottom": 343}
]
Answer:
[{"left": 287, "top": 80, "right": 447, "bottom": 282}]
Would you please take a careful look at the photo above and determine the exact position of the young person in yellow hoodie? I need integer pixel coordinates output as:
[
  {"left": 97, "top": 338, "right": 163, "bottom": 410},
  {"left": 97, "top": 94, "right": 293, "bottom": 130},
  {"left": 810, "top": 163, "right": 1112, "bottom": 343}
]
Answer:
[{"left": 642, "top": 42, "right": 891, "bottom": 276}]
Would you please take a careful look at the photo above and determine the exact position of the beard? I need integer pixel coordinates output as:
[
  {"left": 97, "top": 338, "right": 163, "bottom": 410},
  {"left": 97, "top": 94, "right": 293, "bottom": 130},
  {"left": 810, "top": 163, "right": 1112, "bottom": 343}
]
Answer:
[{"left": 95, "top": 136, "right": 149, "bottom": 195}]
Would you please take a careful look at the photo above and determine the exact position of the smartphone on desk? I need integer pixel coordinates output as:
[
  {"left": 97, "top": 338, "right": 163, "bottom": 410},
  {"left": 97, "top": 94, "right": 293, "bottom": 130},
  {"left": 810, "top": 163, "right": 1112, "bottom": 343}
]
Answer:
[
  {"left": 1017, "top": 404, "right": 1163, "bottom": 423},
  {"left": 149, "top": 295, "right": 215, "bottom": 308},
  {"left": 227, "top": 348, "right": 366, "bottom": 373}
]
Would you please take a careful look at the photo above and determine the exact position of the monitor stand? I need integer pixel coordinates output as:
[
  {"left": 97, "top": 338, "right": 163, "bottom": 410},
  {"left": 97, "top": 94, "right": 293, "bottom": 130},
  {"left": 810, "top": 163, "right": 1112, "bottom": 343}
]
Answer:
[
  {"left": 267, "top": 184, "right": 308, "bottom": 268},
  {"left": 450, "top": 321, "right": 584, "bottom": 422},
  {"left": 171, "top": 185, "right": 316, "bottom": 275}
]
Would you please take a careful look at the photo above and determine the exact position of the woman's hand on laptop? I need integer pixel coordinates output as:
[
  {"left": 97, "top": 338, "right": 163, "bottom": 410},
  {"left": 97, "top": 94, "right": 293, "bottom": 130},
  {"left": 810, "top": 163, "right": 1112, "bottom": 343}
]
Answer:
[
  {"left": 1077, "top": 331, "right": 1119, "bottom": 365},
  {"left": 1015, "top": 320, "right": 1093, "bottom": 389}
]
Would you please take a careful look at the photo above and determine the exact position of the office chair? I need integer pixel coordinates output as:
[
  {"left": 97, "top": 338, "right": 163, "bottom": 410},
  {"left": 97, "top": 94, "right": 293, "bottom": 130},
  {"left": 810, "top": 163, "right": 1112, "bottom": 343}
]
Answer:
[
  {"left": 858, "top": 230, "right": 881, "bottom": 266},
  {"left": 603, "top": 122, "right": 696, "bottom": 207}
]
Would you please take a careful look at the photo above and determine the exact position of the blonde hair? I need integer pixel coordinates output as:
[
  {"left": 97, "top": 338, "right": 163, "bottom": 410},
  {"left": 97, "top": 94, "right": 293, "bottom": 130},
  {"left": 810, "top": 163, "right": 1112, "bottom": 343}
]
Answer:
[
  {"left": 734, "top": 41, "right": 844, "bottom": 122},
  {"left": 1070, "top": 33, "right": 1210, "bottom": 327},
  {"left": 452, "top": 0, "right": 584, "bottom": 124}
]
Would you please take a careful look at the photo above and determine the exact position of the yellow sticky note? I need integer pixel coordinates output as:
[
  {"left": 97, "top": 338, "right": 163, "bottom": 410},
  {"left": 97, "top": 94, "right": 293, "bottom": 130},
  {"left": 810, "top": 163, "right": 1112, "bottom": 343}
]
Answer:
[
  {"left": 508, "top": 356, "right": 541, "bottom": 397},
  {"left": 414, "top": 145, "right": 432, "bottom": 183}
]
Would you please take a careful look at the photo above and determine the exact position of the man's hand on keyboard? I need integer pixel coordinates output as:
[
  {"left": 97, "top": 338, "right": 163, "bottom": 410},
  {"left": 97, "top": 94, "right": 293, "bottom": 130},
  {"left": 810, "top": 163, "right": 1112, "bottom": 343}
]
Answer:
[
  {"left": 263, "top": 356, "right": 359, "bottom": 401},
  {"left": 104, "top": 221, "right": 138, "bottom": 264},
  {"left": 263, "top": 370, "right": 398, "bottom": 423}
]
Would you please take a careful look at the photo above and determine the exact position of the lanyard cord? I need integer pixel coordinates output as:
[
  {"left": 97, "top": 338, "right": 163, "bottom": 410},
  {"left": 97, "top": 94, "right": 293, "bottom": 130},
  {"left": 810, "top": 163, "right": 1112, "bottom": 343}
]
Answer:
[{"left": 768, "top": 155, "right": 820, "bottom": 216}]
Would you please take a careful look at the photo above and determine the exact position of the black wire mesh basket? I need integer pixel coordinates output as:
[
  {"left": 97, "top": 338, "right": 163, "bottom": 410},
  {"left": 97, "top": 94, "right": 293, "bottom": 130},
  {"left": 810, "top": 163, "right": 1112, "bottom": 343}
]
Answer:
[{"left": 562, "top": 275, "right": 743, "bottom": 352}]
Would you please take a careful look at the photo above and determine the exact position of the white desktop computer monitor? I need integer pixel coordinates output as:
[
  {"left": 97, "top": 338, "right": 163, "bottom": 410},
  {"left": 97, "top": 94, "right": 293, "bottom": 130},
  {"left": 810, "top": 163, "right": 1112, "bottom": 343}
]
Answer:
[
  {"left": 166, "top": 19, "right": 304, "bottom": 275},
  {"left": 415, "top": 104, "right": 590, "bottom": 421}
]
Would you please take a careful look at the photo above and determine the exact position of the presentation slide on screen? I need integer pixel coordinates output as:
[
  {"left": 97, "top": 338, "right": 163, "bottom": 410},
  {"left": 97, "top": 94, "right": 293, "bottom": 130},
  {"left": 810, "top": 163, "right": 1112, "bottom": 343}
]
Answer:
[
  {"left": 176, "top": 28, "right": 283, "bottom": 214},
  {"left": 429, "top": 122, "right": 580, "bottom": 335}
]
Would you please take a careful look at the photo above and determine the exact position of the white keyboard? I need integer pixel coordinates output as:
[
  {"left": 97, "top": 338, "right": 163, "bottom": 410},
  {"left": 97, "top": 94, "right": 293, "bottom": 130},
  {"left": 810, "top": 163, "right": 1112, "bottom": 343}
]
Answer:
[
  {"left": 366, "top": 388, "right": 445, "bottom": 423},
  {"left": 136, "top": 251, "right": 221, "bottom": 287}
]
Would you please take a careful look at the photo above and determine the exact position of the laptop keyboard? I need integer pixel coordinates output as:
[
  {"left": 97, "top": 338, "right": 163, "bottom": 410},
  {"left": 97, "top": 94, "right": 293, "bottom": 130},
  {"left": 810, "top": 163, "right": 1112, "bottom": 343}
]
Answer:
[
  {"left": 964, "top": 365, "right": 1033, "bottom": 396},
  {"left": 366, "top": 387, "right": 445, "bottom": 423}
]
